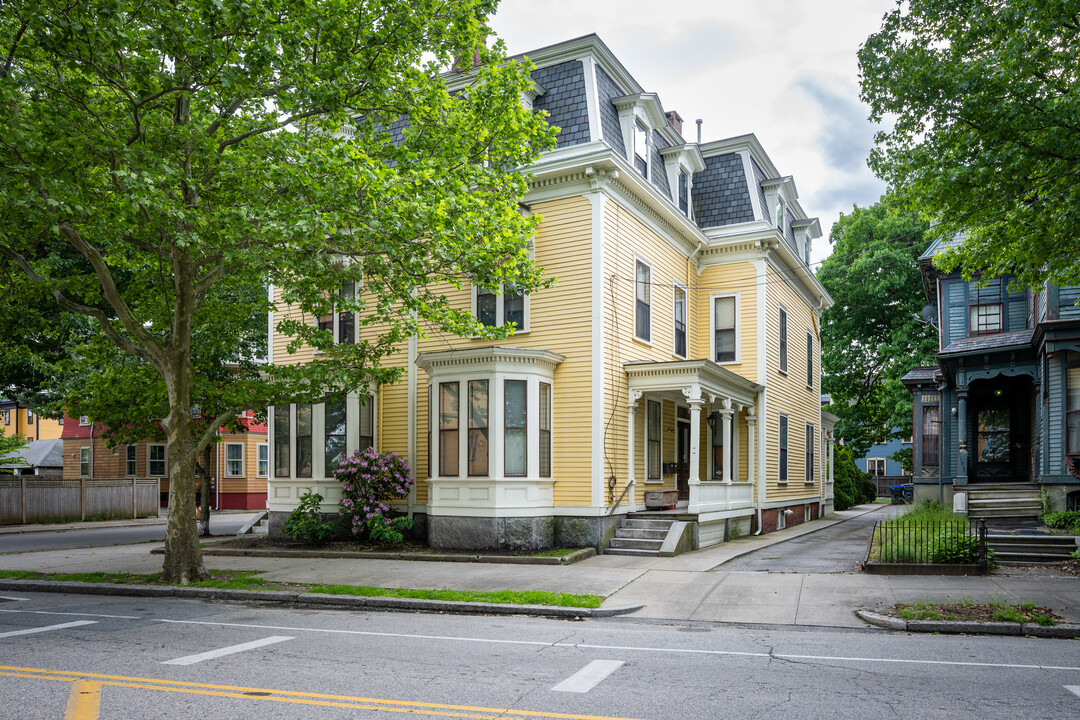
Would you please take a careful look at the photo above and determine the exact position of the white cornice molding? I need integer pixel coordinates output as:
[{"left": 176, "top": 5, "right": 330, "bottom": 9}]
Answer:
[{"left": 415, "top": 346, "right": 566, "bottom": 373}]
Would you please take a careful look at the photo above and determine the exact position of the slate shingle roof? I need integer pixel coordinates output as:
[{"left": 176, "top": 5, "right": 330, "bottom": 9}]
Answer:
[
  {"left": 900, "top": 366, "right": 940, "bottom": 384},
  {"left": 531, "top": 61, "right": 590, "bottom": 149},
  {"left": 594, "top": 65, "right": 625, "bottom": 156},
  {"left": 692, "top": 153, "right": 754, "bottom": 228},
  {"left": 939, "top": 329, "right": 1034, "bottom": 356},
  {"left": 650, "top": 130, "right": 670, "bottom": 197}
]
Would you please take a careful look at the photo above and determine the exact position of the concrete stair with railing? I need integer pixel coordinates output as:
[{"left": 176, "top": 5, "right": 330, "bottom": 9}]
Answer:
[
  {"left": 604, "top": 518, "right": 674, "bottom": 556},
  {"left": 965, "top": 483, "right": 1042, "bottom": 523}
]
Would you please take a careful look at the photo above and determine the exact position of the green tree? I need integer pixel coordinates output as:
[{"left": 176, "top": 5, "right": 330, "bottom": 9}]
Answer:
[
  {"left": 0, "top": 0, "right": 555, "bottom": 583},
  {"left": 818, "top": 200, "right": 938, "bottom": 457},
  {"left": 859, "top": 0, "right": 1080, "bottom": 287},
  {"left": 0, "top": 428, "right": 28, "bottom": 467}
]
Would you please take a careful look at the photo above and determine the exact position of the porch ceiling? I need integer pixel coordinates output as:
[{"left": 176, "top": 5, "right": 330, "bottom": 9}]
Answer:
[{"left": 623, "top": 358, "right": 761, "bottom": 408}]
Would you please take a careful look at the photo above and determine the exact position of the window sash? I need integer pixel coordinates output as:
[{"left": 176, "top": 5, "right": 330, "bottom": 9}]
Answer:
[
  {"left": 477, "top": 289, "right": 497, "bottom": 327},
  {"left": 647, "top": 400, "right": 661, "bottom": 479},
  {"left": 922, "top": 406, "right": 941, "bottom": 467},
  {"left": 969, "top": 303, "right": 1002, "bottom": 335},
  {"left": 806, "top": 331, "right": 814, "bottom": 387},
  {"left": 274, "top": 405, "right": 290, "bottom": 478},
  {"left": 634, "top": 122, "right": 648, "bottom": 174},
  {"left": 779, "top": 308, "right": 788, "bottom": 373},
  {"left": 296, "top": 404, "right": 313, "bottom": 477},
  {"left": 439, "top": 382, "right": 459, "bottom": 477},
  {"left": 805, "top": 425, "right": 815, "bottom": 483},
  {"left": 505, "top": 380, "right": 527, "bottom": 476},
  {"left": 467, "top": 380, "right": 489, "bottom": 477},
  {"left": 226, "top": 443, "right": 244, "bottom": 477},
  {"left": 674, "top": 287, "right": 687, "bottom": 357},
  {"left": 126, "top": 445, "right": 136, "bottom": 477},
  {"left": 1068, "top": 368, "right": 1080, "bottom": 455},
  {"left": 635, "top": 261, "right": 651, "bottom": 341},
  {"left": 779, "top": 415, "right": 788, "bottom": 481},
  {"left": 678, "top": 172, "right": 688, "bottom": 214},
  {"left": 539, "top": 382, "right": 552, "bottom": 478},
  {"left": 714, "top": 296, "right": 736, "bottom": 362},
  {"left": 149, "top": 445, "right": 166, "bottom": 477},
  {"left": 257, "top": 444, "right": 269, "bottom": 477},
  {"left": 358, "top": 396, "right": 374, "bottom": 452},
  {"left": 324, "top": 398, "right": 347, "bottom": 474},
  {"left": 80, "top": 447, "right": 89, "bottom": 477}
]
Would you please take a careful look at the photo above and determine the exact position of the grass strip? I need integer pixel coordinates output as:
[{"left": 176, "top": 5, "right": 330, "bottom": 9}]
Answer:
[{"left": 308, "top": 584, "right": 602, "bottom": 608}]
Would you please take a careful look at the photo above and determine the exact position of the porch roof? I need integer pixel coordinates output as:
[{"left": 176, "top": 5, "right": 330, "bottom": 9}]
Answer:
[
  {"left": 939, "top": 329, "right": 1034, "bottom": 357},
  {"left": 623, "top": 358, "right": 762, "bottom": 407}
]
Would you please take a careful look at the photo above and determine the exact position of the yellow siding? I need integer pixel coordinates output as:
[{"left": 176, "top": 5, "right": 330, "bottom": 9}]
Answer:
[
  {"left": 763, "top": 265, "right": 822, "bottom": 501},
  {"left": 693, "top": 262, "right": 758, "bottom": 379}
]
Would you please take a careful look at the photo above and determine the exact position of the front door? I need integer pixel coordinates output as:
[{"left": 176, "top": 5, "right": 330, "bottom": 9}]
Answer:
[{"left": 676, "top": 421, "right": 690, "bottom": 500}]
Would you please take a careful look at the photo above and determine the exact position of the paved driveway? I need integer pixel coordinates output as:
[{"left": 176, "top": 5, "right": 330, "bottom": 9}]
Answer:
[{"left": 718, "top": 502, "right": 896, "bottom": 573}]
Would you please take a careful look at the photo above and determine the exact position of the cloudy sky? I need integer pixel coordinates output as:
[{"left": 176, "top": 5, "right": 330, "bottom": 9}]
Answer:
[{"left": 490, "top": 0, "right": 895, "bottom": 267}]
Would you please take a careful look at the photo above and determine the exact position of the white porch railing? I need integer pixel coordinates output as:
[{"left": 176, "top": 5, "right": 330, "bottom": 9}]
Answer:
[{"left": 688, "top": 480, "right": 755, "bottom": 515}]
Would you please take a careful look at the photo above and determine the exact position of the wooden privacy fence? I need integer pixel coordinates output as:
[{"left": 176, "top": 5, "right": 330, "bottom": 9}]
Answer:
[{"left": 0, "top": 476, "right": 159, "bottom": 525}]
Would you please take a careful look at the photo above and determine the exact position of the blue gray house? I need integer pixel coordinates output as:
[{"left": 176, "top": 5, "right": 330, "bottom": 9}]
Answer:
[
  {"left": 902, "top": 236, "right": 1080, "bottom": 520},
  {"left": 856, "top": 437, "right": 910, "bottom": 479}
]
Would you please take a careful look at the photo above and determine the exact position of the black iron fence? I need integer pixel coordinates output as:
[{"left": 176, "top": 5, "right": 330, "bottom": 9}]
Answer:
[{"left": 867, "top": 519, "right": 989, "bottom": 566}]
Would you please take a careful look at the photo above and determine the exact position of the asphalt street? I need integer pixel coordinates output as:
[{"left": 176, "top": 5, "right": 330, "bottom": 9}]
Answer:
[
  {"left": 1, "top": 591, "right": 1079, "bottom": 719},
  {"left": 0, "top": 514, "right": 256, "bottom": 553},
  {"left": 720, "top": 502, "right": 898, "bottom": 573}
]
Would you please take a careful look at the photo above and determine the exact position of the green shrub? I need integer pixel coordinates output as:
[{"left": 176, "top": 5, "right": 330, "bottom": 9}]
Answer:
[
  {"left": 282, "top": 491, "right": 340, "bottom": 546},
  {"left": 364, "top": 513, "right": 414, "bottom": 544},
  {"left": 833, "top": 446, "right": 866, "bottom": 511},
  {"left": 1041, "top": 510, "right": 1080, "bottom": 530},
  {"left": 929, "top": 530, "right": 992, "bottom": 565}
]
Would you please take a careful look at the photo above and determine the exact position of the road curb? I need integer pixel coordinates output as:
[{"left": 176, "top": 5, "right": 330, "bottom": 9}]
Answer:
[
  {"left": 192, "top": 546, "right": 597, "bottom": 566},
  {"left": 0, "top": 579, "right": 642, "bottom": 619},
  {"left": 855, "top": 609, "right": 1080, "bottom": 638}
]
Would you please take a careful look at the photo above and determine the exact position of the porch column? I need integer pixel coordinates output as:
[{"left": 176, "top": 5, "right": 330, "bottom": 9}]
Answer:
[
  {"left": 957, "top": 387, "right": 968, "bottom": 485},
  {"left": 627, "top": 390, "right": 641, "bottom": 509},
  {"left": 746, "top": 414, "right": 757, "bottom": 488},
  {"left": 687, "top": 396, "right": 704, "bottom": 486},
  {"left": 721, "top": 399, "right": 733, "bottom": 484},
  {"left": 828, "top": 429, "right": 835, "bottom": 484}
]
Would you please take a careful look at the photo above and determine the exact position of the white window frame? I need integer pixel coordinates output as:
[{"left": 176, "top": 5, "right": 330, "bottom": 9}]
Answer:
[
  {"left": 126, "top": 445, "right": 136, "bottom": 477},
  {"left": 672, "top": 282, "right": 688, "bottom": 359},
  {"left": 805, "top": 423, "right": 815, "bottom": 484},
  {"left": 806, "top": 329, "right": 814, "bottom": 389},
  {"left": 79, "top": 446, "right": 89, "bottom": 477},
  {"left": 634, "top": 254, "right": 653, "bottom": 345},
  {"left": 778, "top": 305, "right": 789, "bottom": 374},
  {"left": 148, "top": 444, "right": 166, "bottom": 477},
  {"left": 225, "top": 442, "right": 244, "bottom": 477},
  {"left": 710, "top": 292, "right": 740, "bottom": 364},
  {"left": 2, "top": 410, "right": 8, "bottom": 425},
  {"left": 778, "top": 414, "right": 789, "bottom": 483},
  {"left": 633, "top": 120, "right": 649, "bottom": 177},
  {"left": 867, "top": 458, "right": 887, "bottom": 477},
  {"left": 471, "top": 283, "right": 530, "bottom": 334},
  {"left": 79, "top": 415, "right": 90, "bottom": 426},
  {"left": 26, "top": 409, "right": 33, "bottom": 423},
  {"left": 257, "top": 443, "right": 269, "bottom": 477},
  {"left": 313, "top": 279, "right": 357, "bottom": 351},
  {"left": 646, "top": 399, "right": 662, "bottom": 482}
]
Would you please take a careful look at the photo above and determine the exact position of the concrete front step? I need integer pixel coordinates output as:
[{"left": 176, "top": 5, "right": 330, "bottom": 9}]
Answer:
[
  {"left": 604, "top": 547, "right": 665, "bottom": 557},
  {"left": 621, "top": 519, "right": 676, "bottom": 531},
  {"left": 987, "top": 535, "right": 1078, "bottom": 563},
  {"left": 608, "top": 537, "right": 664, "bottom": 551},
  {"left": 616, "top": 528, "right": 668, "bottom": 540}
]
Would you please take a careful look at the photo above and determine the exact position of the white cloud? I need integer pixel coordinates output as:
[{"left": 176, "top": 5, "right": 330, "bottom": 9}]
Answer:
[{"left": 490, "top": 0, "right": 896, "bottom": 267}]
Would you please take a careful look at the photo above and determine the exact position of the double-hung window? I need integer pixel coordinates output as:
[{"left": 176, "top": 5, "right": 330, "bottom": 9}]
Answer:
[
  {"left": 634, "top": 121, "right": 648, "bottom": 176},
  {"left": 317, "top": 280, "right": 356, "bottom": 347},
  {"left": 969, "top": 281, "right": 1002, "bottom": 335},
  {"left": 274, "top": 406, "right": 290, "bottom": 477},
  {"left": 922, "top": 406, "right": 941, "bottom": 468},
  {"left": 476, "top": 285, "right": 527, "bottom": 331},
  {"left": 324, "top": 398, "right": 347, "bottom": 473},
  {"left": 79, "top": 447, "right": 90, "bottom": 477},
  {"left": 295, "top": 404, "right": 313, "bottom": 477},
  {"left": 867, "top": 458, "right": 887, "bottom": 476},
  {"left": 673, "top": 285, "right": 687, "bottom": 358},
  {"left": 806, "top": 330, "right": 814, "bottom": 388},
  {"left": 713, "top": 295, "right": 736, "bottom": 363},
  {"left": 647, "top": 400, "right": 661, "bottom": 480},
  {"left": 226, "top": 443, "right": 244, "bottom": 477},
  {"left": 778, "top": 307, "right": 789, "bottom": 373},
  {"left": 504, "top": 380, "right": 527, "bottom": 476},
  {"left": 805, "top": 424, "right": 815, "bottom": 483},
  {"left": 467, "top": 380, "right": 489, "bottom": 477},
  {"left": 257, "top": 443, "right": 269, "bottom": 477},
  {"left": 778, "top": 415, "right": 789, "bottom": 482},
  {"left": 148, "top": 445, "right": 166, "bottom": 477},
  {"left": 27, "top": 409, "right": 33, "bottom": 423},
  {"left": 635, "top": 259, "right": 651, "bottom": 342},
  {"left": 439, "top": 383, "right": 459, "bottom": 477},
  {"left": 678, "top": 172, "right": 689, "bottom": 215},
  {"left": 539, "top": 383, "right": 552, "bottom": 477},
  {"left": 126, "top": 445, "right": 136, "bottom": 476},
  {"left": 1067, "top": 367, "right": 1080, "bottom": 459},
  {"left": 358, "top": 395, "right": 375, "bottom": 452}
]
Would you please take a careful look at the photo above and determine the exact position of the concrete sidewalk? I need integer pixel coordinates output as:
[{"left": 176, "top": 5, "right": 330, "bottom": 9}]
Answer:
[
  {"left": 0, "top": 508, "right": 259, "bottom": 535},
  {"left": 2, "top": 503, "right": 1077, "bottom": 629}
]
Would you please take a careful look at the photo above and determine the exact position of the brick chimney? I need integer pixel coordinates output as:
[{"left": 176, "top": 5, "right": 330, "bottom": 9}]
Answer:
[{"left": 666, "top": 111, "right": 684, "bottom": 136}]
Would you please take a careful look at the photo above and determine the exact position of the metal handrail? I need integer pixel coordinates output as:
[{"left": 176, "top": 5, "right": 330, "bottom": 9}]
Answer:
[{"left": 607, "top": 483, "right": 632, "bottom": 515}]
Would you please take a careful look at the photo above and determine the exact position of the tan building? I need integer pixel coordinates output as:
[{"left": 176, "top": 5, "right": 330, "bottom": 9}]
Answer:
[
  {"left": 266, "top": 35, "right": 836, "bottom": 553},
  {"left": 61, "top": 413, "right": 269, "bottom": 510}
]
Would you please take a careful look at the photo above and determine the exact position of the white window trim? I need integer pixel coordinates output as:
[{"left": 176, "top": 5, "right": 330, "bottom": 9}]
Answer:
[
  {"left": 225, "top": 442, "right": 245, "bottom": 478},
  {"left": 313, "top": 280, "right": 358, "bottom": 352},
  {"left": 79, "top": 415, "right": 90, "bottom": 426},
  {"left": 645, "top": 399, "right": 662, "bottom": 483},
  {"left": 633, "top": 254, "right": 654, "bottom": 346},
  {"left": 471, "top": 284, "right": 531, "bottom": 335},
  {"left": 778, "top": 413, "right": 789, "bottom": 484},
  {"left": 126, "top": 445, "right": 136, "bottom": 477},
  {"left": 778, "top": 305, "right": 789, "bottom": 375},
  {"left": 866, "top": 458, "right": 888, "bottom": 476},
  {"left": 709, "top": 292, "right": 740, "bottom": 365},
  {"left": 806, "top": 329, "right": 814, "bottom": 390},
  {"left": 257, "top": 443, "right": 269, "bottom": 477},
  {"left": 633, "top": 119, "right": 650, "bottom": 178},
  {"left": 672, "top": 281, "right": 688, "bottom": 359},
  {"left": 805, "top": 423, "right": 815, "bottom": 484},
  {"left": 79, "top": 446, "right": 90, "bottom": 477},
  {"left": 148, "top": 444, "right": 167, "bottom": 477}
]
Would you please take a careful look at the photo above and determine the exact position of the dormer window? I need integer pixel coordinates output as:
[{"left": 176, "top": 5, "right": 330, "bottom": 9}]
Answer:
[
  {"left": 970, "top": 282, "right": 1002, "bottom": 335},
  {"left": 804, "top": 238, "right": 811, "bottom": 266},
  {"left": 678, "top": 172, "right": 689, "bottom": 215},
  {"left": 775, "top": 199, "right": 785, "bottom": 231},
  {"left": 634, "top": 121, "right": 649, "bottom": 176}
]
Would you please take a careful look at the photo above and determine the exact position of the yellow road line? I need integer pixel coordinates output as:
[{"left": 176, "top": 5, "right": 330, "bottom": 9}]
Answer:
[
  {"left": 64, "top": 680, "right": 100, "bottom": 720},
  {"left": 0, "top": 666, "right": 649, "bottom": 720}
]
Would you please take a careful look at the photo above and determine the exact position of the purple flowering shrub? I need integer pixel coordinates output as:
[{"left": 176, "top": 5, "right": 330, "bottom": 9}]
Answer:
[{"left": 334, "top": 447, "right": 415, "bottom": 542}]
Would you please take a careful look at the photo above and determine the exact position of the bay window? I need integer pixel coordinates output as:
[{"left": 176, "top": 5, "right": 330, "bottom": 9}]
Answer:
[
  {"left": 468, "top": 380, "right": 489, "bottom": 476},
  {"left": 296, "top": 404, "right": 313, "bottom": 477},
  {"left": 324, "top": 397, "right": 346, "bottom": 473},
  {"left": 274, "top": 406, "right": 290, "bottom": 477},
  {"left": 504, "top": 380, "right": 527, "bottom": 476},
  {"left": 439, "top": 383, "right": 460, "bottom": 477}
]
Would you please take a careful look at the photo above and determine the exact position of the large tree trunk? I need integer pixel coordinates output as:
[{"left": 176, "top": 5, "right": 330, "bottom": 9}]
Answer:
[{"left": 198, "top": 444, "right": 212, "bottom": 537}]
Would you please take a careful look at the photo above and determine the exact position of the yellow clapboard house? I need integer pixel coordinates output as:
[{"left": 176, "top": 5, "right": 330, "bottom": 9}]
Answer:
[{"left": 266, "top": 35, "right": 837, "bottom": 554}]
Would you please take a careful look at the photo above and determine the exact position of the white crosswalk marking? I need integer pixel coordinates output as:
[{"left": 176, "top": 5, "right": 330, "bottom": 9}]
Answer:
[
  {"left": 552, "top": 660, "right": 625, "bottom": 693},
  {"left": 162, "top": 635, "right": 294, "bottom": 665},
  {"left": 1066, "top": 686, "right": 1080, "bottom": 699},
  {"left": 0, "top": 596, "right": 29, "bottom": 602},
  {"left": 0, "top": 620, "right": 97, "bottom": 639}
]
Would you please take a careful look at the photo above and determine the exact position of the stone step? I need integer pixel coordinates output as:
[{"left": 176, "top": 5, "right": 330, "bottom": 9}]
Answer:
[
  {"left": 993, "top": 551, "right": 1075, "bottom": 563},
  {"left": 614, "top": 528, "right": 668, "bottom": 540},
  {"left": 986, "top": 535, "right": 1077, "bottom": 546},
  {"left": 621, "top": 519, "right": 675, "bottom": 531},
  {"left": 604, "top": 547, "right": 662, "bottom": 557},
  {"left": 969, "top": 506, "right": 1041, "bottom": 516},
  {"left": 608, "top": 537, "right": 664, "bottom": 551}
]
